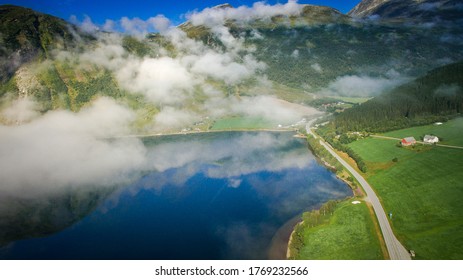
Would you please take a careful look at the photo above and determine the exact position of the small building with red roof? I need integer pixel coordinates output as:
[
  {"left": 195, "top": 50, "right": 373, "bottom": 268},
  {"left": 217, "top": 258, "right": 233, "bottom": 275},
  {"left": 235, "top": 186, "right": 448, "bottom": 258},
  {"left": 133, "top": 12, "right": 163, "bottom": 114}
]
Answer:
[{"left": 401, "top": 137, "right": 416, "bottom": 146}]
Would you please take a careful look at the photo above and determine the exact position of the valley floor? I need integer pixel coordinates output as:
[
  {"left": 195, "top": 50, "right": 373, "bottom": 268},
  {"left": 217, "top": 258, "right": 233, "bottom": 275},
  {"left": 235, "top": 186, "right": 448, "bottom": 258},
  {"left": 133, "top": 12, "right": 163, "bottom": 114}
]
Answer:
[
  {"left": 347, "top": 118, "right": 463, "bottom": 259},
  {"left": 292, "top": 117, "right": 463, "bottom": 260}
]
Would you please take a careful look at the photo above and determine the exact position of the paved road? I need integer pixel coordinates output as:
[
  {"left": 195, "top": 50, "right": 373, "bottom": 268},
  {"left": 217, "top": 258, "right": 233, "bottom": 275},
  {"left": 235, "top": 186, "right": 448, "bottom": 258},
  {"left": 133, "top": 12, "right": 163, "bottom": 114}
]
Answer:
[{"left": 306, "top": 122, "right": 411, "bottom": 260}]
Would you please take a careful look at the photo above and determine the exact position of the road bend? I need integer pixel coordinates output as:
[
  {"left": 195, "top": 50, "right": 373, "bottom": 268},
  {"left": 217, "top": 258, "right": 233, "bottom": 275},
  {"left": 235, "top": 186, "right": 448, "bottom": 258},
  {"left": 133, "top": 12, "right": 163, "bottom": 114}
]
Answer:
[{"left": 306, "top": 122, "right": 411, "bottom": 260}]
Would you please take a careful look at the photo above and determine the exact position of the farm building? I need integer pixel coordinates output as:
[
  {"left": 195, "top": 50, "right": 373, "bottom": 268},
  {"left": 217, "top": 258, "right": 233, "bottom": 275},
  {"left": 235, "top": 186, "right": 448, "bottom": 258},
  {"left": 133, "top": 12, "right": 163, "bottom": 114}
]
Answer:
[
  {"left": 401, "top": 137, "right": 416, "bottom": 146},
  {"left": 423, "top": 135, "right": 439, "bottom": 144}
]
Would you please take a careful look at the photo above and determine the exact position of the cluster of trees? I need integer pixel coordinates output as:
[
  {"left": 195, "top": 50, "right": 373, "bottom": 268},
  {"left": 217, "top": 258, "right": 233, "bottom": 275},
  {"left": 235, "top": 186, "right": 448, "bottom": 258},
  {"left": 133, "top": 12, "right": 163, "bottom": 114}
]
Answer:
[
  {"left": 317, "top": 126, "right": 368, "bottom": 173},
  {"left": 288, "top": 200, "right": 339, "bottom": 259},
  {"left": 331, "top": 138, "right": 367, "bottom": 172},
  {"left": 34, "top": 61, "right": 125, "bottom": 112},
  {"left": 335, "top": 62, "right": 463, "bottom": 133},
  {"left": 306, "top": 134, "right": 342, "bottom": 172}
]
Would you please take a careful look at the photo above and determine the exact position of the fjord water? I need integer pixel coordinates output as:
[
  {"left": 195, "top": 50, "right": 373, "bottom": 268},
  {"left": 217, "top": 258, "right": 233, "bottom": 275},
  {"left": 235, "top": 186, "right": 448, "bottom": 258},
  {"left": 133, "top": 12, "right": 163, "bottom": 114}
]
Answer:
[{"left": 1, "top": 132, "right": 351, "bottom": 259}]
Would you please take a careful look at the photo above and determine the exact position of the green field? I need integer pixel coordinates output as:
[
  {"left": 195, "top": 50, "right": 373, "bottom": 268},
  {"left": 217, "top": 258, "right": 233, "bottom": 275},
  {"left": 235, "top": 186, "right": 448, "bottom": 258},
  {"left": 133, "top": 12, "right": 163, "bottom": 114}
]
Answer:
[
  {"left": 295, "top": 199, "right": 384, "bottom": 260},
  {"left": 348, "top": 118, "right": 463, "bottom": 259},
  {"left": 211, "top": 116, "right": 276, "bottom": 130},
  {"left": 382, "top": 117, "right": 463, "bottom": 146}
]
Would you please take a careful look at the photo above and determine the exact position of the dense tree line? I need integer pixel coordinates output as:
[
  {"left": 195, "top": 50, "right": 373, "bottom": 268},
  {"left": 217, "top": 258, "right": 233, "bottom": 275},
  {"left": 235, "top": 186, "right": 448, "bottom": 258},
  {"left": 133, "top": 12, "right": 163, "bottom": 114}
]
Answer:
[
  {"left": 335, "top": 62, "right": 463, "bottom": 133},
  {"left": 306, "top": 134, "right": 343, "bottom": 172},
  {"left": 316, "top": 125, "right": 368, "bottom": 172},
  {"left": 288, "top": 200, "right": 339, "bottom": 259}
]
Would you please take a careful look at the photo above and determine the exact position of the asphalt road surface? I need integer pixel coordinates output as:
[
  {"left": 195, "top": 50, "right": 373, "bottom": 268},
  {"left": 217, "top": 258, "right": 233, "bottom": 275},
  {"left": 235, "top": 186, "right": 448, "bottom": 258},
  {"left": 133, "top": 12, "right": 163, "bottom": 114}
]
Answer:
[{"left": 307, "top": 122, "right": 411, "bottom": 260}]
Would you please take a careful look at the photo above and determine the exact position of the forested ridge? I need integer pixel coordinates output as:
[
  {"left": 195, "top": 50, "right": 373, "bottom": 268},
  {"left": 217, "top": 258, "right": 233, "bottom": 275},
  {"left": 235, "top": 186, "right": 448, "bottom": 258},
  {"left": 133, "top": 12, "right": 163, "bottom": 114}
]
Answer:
[{"left": 335, "top": 62, "right": 463, "bottom": 133}]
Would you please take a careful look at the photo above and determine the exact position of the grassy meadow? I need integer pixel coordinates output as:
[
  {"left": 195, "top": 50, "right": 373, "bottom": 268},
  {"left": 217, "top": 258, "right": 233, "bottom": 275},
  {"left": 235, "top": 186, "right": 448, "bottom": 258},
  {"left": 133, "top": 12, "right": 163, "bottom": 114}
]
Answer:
[
  {"left": 295, "top": 199, "right": 384, "bottom": 260},
  {"left": 347, "top": 118, "right": 463, "bottom": 259},
  {"left": 382, "top": 117, "right": 463, "bottom": 146}
]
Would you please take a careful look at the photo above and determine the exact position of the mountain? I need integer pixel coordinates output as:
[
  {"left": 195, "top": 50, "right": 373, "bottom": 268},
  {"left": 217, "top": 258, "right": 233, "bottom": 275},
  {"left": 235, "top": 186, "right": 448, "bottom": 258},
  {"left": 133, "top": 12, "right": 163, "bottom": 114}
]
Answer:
[
  {"left": 349, "top": 0, "right": 389, "bottom": 17},
  {"left": 0, "top": 5, "right": 93, "bottom": 82},
  {"left": 1, "top": 3, "right": 463, "bottom": 131},
  {"left": 180, "top": 3, "right": 463, "bottom": 90},
  {"left": 334, "top": 62, "right": 463, "bottom": 132},
  {"left": 349, "top": 0, "right": 463, "bottom": 24},
  {"left": 0, "top": 187, "right": 115, "bottom": 247},
  {"left": 0, "top": 6, "right": 132, "bottom": 116}
]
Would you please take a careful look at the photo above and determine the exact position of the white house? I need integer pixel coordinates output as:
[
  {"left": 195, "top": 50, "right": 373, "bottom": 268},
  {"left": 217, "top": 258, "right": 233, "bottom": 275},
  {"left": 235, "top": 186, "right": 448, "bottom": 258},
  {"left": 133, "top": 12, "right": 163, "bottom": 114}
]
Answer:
[{"left": 423, "top": 135, "right": 439, "bottom": 144}]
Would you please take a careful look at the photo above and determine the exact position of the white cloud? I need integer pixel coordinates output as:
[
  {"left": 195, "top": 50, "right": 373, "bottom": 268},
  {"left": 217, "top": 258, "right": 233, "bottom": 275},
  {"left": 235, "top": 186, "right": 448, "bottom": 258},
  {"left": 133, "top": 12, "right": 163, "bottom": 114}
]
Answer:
[
  {"left": 311, "top": 63, "right": 322, "bottom": 73},
  {"left": 186, "top": 1, "right": 303, "bottom": 27},
  {"left": 70, "top": 15, "right": 172, "bottom": 37},
  {"left": 1, "top": 97, "right": 40, "bottom": 124},
  {"left": 291, "top": 49, "right": 299, "bottom": 58},
  {"left": 0, "top": 97, "right": 147, "bottom": 197},
  {"left": 148, "top": 15, "right": 171, "bottom": 33},
  {"left": 70, "top": 15, "right": 99, "bottom": 33},
  {"left": 250, "top": 29, "right": 264, "bottom": 40},
  {"left": 434, "top": 84, "right": 461, "bottom": 97},
  {"left": 120, "top": 15, "right": 172, "bottom": 37},
  {"left": 74, "top": 27, "right": 265, "bottom": 106},
  {"left": 319, "top": 74, "right": 408, "bottom": 97},
  {"left": 189, "top": 51, "right": 264, "bottom": 84},
  {"left": 154, "top": 107, "right": 199, "bottom": 130},
  {"left": 102, "top": 19, "right": 116, "bottom": 32},
  {"left": 144, "top": 132, "right": 311, "bottom": 181},
  {"left": 117, "top": 57, "right": 195, "bottom": 104},
  {"left": 232, "top": 96, "right": 319, "bottom": 124}
]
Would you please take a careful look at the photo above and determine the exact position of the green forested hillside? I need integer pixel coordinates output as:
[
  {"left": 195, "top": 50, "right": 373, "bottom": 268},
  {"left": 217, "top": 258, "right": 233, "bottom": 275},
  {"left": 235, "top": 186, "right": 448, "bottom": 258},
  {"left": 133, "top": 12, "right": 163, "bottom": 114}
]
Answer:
[
  {"left": 335, "top": 62, "right": 463, "bottom": 132},
  {"left": 188, "top": 14, "right": 463, "bottom": 91},
  {"left": 0, "top": 5, "right": 93, "bottom": 82},
  {"left": 1, "top": 3, "right": 463, "bottom": 132}
]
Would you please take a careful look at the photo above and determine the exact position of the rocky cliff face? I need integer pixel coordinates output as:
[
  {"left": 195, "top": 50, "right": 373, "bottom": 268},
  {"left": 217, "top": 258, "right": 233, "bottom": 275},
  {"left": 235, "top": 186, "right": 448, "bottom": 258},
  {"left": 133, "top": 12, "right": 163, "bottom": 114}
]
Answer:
[
  {"left": 348, "top": 0, "right": 391, "bottom": 17},
  {"left": 349, "top": 0, "right": 463, "bottom": 24}
]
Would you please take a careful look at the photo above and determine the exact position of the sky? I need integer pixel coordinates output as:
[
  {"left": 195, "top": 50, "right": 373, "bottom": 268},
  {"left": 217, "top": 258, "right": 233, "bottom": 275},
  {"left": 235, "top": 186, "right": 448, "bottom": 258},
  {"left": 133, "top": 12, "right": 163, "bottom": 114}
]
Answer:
[{"left": 2, "top": 0, "right": 361, "bottom": 25}]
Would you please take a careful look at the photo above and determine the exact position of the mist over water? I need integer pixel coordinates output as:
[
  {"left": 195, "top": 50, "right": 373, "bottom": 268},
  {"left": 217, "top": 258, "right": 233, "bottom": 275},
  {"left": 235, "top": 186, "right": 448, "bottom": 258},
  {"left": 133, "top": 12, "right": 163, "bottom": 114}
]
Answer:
[{"left": 0, "top": 132, "right": 351, "bottom": 260}]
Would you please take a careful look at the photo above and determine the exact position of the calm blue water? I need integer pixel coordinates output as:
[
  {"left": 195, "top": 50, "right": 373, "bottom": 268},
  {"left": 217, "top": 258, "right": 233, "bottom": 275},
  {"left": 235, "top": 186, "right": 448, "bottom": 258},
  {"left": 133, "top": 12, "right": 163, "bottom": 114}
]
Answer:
[{"left": 1, "top": 132, "right": 351, "bottom": 259}]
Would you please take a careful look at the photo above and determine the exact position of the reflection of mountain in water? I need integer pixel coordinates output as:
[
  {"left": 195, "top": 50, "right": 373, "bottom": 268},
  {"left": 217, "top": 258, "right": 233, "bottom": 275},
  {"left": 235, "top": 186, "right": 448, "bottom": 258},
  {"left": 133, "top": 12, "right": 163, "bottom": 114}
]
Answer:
[
  {"left": 1, "top": 132, "right": 352, "bottom": 259},
  {"left": 0, "top": 187, "right": 115, "bottom": 247}
]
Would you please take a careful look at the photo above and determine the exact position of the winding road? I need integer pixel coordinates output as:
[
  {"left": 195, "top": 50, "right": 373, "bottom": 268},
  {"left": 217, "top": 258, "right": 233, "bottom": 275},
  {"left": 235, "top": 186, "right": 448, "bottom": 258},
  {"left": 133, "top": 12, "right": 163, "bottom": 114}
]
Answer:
[{"left": 306, "top": 121, "right": 411, "bottom": 260}]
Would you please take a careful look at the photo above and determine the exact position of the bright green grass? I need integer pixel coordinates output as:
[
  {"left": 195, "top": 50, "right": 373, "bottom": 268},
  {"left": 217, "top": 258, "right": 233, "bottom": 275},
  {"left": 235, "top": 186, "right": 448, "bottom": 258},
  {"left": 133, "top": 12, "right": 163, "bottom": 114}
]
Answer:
[
  {"left": 348, "top": 119, "right": 463, "bottom": 259},
  {"left": 349, "top": 137, "right": 412, "bottom": 164},
  {"left": 296, "top": 199, "right": 384, "bottom": 260},
  {"left": 211, "top": 116, "right": 276, "bottom": 130},
  {"left": 382, "top": 117, "right": 463, "bottom": 146}
]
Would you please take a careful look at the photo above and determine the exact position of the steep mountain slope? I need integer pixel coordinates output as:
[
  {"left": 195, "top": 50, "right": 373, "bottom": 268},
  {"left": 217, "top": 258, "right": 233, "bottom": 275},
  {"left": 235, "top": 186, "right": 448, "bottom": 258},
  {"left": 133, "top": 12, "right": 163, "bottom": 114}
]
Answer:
[
  {"left": 1, "top": 3, "right": 463, "bottom": 130},
  {"left": 180, "top": 3, "right": 463, "bottom": 91},
  {"left": 0, "top": 5, "right": 92, "bottom": 82},
  {"left": 349, "top": 0, "right": 390, "bottom": 17},
  {"left": 349, "top": 0, "right": 463, "bottom": 24},
  {"left": 334, "top": 62, "right": 463, "bottom": 132},
  {"left": 0, "top": 6, "right": 153, "bottom": 120}
]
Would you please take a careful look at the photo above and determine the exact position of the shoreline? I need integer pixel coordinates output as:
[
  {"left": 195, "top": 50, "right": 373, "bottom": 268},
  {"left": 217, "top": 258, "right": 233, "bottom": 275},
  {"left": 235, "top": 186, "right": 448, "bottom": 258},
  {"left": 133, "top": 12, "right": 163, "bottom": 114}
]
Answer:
[
  {"left": 286, "top": 122, "right": 357, "bottom": 259},
  {"left": 116, "top": 120, "right": 357, "bottom": 260},
  {"left": 112, "top": 128, "right": 297, "bottom": 139}
]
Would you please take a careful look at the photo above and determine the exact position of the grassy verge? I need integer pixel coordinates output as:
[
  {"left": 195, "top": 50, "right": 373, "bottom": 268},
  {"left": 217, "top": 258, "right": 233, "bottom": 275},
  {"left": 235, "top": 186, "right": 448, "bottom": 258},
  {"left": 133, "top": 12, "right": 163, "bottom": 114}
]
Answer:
[
  {"left": 289, "top": 199, "right": 384, "bottom": 260},
  {"left": 347, "top": 118, "right": 463, "bottom": 259}
]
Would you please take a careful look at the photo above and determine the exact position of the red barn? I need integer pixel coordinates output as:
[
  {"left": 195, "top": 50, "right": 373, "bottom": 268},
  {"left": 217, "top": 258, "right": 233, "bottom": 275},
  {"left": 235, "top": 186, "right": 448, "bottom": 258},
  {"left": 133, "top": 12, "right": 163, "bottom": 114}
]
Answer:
[{"left": 401, "top": 137, "right": 416, "bottom": 146}]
